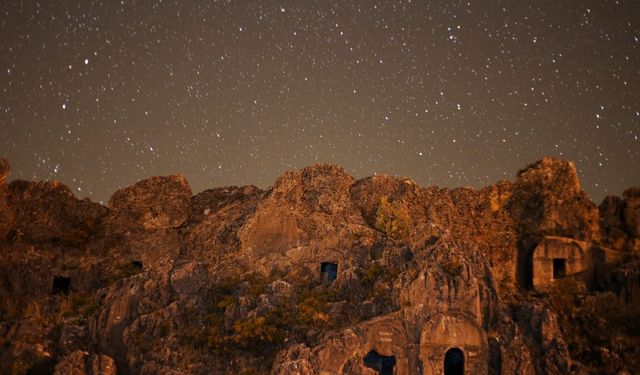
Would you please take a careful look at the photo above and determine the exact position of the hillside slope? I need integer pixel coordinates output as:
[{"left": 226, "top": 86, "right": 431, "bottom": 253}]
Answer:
[{"left": 0, "top": 158, "right": 638, "bottom": 375}]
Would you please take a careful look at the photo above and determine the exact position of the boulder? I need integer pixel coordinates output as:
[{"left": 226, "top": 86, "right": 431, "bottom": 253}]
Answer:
[{"left": 107, "top": 175, "right": 191, "bottom": 230}]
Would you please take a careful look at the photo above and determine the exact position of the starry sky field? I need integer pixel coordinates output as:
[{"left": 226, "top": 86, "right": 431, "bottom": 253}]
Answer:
[{"left": 1, "top": 0, "right": 639, "bottom": 204}]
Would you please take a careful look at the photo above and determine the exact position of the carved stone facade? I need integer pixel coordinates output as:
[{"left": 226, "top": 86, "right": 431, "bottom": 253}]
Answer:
[
  {"left": 532, "top": 236, "right": 589, "bottom": 289},
  {"left": 419, "top": 313, "right": 488, "bottom": 374}
]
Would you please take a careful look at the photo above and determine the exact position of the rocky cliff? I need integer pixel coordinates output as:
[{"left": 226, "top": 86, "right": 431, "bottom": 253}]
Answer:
[{"left": 0, "top": 158, "right": 638, "bottom": 375}]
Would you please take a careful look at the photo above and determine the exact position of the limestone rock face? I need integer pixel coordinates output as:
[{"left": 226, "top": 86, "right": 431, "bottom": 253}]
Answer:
[
  {"left": 170, "top": 262, "right": 205, "bottom": 295},
  {"left": 599, "top": 188, "right": 640, "bottom": 251},
  {"left": 236, "top": 164, "right": 372, "bottom": 278},
  {"left": 185, "top": 185, "right": 263, "bottom": 266},
  {"left": 270, "top": 236, "right": 534, "bottom": 375},
  {"left": 239, "top": 164, "right": 358, "bottom": 254},
  {"left": 507, "top": 158, "right": 601, "bottom": 288},
  {"left": 0, "top": 158, "right": 638, "bottom": 375},
  {"left": 600, "top": 195, "right": 628, "bottom": 250},
  {"left": 5, "top": 179, "right": 108, "bottom": 245},
  {"left": 107, "top": 175, "right": 191, "bottom": 230},
  {"left": 509, "top": 158, "right": 600, "bottom": 244},
  {"left": 532, "top": 236, "right": 590, "bottom": 289},
  {"left": 54, "top": 351, "right": 116, "bottom": 375},
  {"left": 512, "top": 303, "right": 570, "bottom": 374}
]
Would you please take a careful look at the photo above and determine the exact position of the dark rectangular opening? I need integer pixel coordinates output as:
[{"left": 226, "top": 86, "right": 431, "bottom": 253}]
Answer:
[
  {"left": 552, "top": 258, "right": 567, "bottom": 279},
  {"left": 320, "top": 262, "right": 338, "bottom": 284},
  {"left": 364, "top": 350, "right": 396, "bottom": 375},
  {"left": 52, "top": 276, "right": 71, "bottom": 295},
  {"left": 131, "top": 261, "right": 143, "bottom": 270}
]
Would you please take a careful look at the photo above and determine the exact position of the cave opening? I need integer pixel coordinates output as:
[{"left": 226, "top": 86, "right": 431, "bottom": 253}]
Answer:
[
  {"left": 52, "top": 276, "right": 71, "bottom": 295},
  {"left": 131, "top": 260, "right": 143, "bottom": 270},
  {"left": 553, "top": 258, "right": 567, "bottom": 279},
  {"left": 363, "top": 350, "right": 396, "bottom": 375},
  {"left": 444, "top": 347, "right": 464, "bottom": 375},
  {"left": 320, "top": 262, "right": 338, "bottom": 284}
]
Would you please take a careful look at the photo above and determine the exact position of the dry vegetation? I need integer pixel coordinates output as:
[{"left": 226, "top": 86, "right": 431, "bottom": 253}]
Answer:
[{"left": 374, "top": 196, "right": 411, "bottom": 240}]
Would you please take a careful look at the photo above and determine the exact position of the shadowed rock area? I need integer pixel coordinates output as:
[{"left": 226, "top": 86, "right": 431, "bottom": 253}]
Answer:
[{"left": 0, "top": 157, "right": 638, "bottom": 374}]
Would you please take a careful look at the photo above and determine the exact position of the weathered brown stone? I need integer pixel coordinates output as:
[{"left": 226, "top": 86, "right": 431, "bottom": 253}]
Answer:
[
  {"left": 532, "top": 236, "right": 589, "bottom": 289},
  {"left": 0, "top": 158, "right": 637, "bottom": 374},
  {"left": 6, "top": 179, "right": 108, "bottom": 245},
  {"left": 54, "top": 351, "right": 116, "bottom": 375},
  {"left": 107, "top": 174, "right": 192, "bottom": 230}
]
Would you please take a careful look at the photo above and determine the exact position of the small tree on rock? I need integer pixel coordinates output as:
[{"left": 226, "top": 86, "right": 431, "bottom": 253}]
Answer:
[{"left": 374, "top": 196, "right": 411, "bottom": 240}]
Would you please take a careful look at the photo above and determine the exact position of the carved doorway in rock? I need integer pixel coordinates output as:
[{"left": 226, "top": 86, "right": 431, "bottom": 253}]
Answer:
[
  {"left": 52, "top": 276, "right": 70, "bottom": 295},
  {"left": 320, "top": 262, "right": 338, "bottom": 284},
  {"left": 552, "top": 258, "right": 566, "bottom": 279},
  {"left": 363, "top": 350, "right": 396, "bottom": 375},
  {"left": 444, "top": 348, "right": 464, "bottom": 375}
]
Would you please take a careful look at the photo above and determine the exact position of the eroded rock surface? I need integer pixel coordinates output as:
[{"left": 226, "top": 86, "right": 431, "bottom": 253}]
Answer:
[
  {"left": 5, "top": 180, "right": 108, "bottom": 245},
  {"left": 54, "top": 351, "right": 116, "bottom": 375},
  {"left": 107, "top": 174, "right": 192, "bottom": 230},
  {"left": 0, "top": 158, "right": 638, "bottom": 374}
]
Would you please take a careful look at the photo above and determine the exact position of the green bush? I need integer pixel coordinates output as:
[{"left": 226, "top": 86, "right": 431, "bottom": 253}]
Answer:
[
  {"left": 182, "top": 270, "right": 404, "bottom": 367},
  {"left": 374, "top": 196, "right": 411, "bottom": 239},
  {"left": 231, "top": 315, "right": 284, "bottom": 350}
]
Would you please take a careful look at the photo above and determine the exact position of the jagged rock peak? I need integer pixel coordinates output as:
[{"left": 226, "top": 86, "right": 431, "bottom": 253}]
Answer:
[
  {"left": 5, "top": 179, "right": 108, "bottom": 245},
  {"left": 510, "top": 157, "right": 600, "bottom": 244},
  {"left": 272, "top": 163, "right": 354, "bottom": 190},
  {"left": 108, "top": 174, "right": 191, "bottom": 207},
  {"left": 266, "top": 163, "right": 356, "bottom": 214},
  {"left": 107, "top": 174, "right": 192, "bottom": 229},
  {"left": 516, "top": 157, "right": 580, "bottom": 191}
]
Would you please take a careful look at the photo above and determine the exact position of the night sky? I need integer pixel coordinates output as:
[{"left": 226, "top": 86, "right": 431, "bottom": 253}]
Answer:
[{"left": 1, "top": 1, "right": 639, "bottom": 204}]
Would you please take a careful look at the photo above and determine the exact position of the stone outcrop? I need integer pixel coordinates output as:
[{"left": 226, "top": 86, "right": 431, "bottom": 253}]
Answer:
[
  {"left": 532, "top": 236, "right": 590, "bottom": 289},
  {"left": 107, "top": 175, "right": 192, "bottom": 230},
  {"left": 599, "top": 188, "right": 640, "bottom": 252},
  {"left": 508, "top": 158, "right": 601, "bottom": 288},
  {"left": 0, "top": 158, "right": 638, "bottom": 374},
  {"left": 509, "top": 158, "right": 600, "bottom": 243},
  {"left": 54, "top": 351, "right": 116, "bottom": 375},
  {"left": 5, "top": 180, "right": 108, "bottom": 245}
]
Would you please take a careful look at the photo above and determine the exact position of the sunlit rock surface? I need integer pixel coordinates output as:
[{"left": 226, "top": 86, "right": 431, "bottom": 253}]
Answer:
[{"left": 0, "top": 158, "right": 639, "bottom": 374}]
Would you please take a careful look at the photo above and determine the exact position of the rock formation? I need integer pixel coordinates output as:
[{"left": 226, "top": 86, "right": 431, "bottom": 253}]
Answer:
[{"left": 0, "top": 157, "right": 638, "bottom": 374}]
